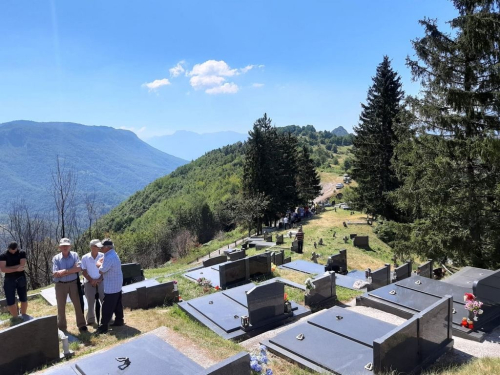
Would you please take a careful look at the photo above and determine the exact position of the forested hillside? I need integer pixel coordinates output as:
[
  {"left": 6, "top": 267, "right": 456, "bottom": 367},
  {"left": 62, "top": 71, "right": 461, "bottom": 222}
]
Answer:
[{"left": 96, "top": 123, "right": 352, "bottom": 265}]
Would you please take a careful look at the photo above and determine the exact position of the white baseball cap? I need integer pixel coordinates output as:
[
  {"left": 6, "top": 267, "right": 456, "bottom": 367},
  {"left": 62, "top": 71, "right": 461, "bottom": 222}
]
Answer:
[
  {"left": 89, "top": 239, "right": 103, "bottom": 248},
  {"left": 59, "top": 238, "right": 71, "bottom": 246}
]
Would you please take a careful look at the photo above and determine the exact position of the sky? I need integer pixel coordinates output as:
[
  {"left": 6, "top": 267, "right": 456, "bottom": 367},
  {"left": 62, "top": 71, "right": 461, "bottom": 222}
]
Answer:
[{"left": 0, "top": 1, "right": 457, "bottom": 139}]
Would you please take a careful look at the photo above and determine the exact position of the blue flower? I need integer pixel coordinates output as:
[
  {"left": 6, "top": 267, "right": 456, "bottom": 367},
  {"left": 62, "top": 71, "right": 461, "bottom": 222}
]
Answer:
[
  {"left": 250, "top": 360, "right": 262, "bottom": 372},
  {"left": 260, "top": 355, "right": 269, "bottom": 364},
  {"left": 250, "top": 355, "right": 258, "bottom": 362},
  {"left": 265, "top": 369, "right": 273, "bottom": 375},
  {"left": 259, "top": 344, "right": 267, "bottom": 352}
]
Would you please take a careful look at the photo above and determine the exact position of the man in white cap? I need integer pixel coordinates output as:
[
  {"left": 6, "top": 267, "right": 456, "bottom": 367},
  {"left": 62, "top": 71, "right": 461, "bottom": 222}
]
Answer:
[
  {"left": 81, "top": 239, "right": 104, "bottom": 325},
  {"left": 52, "top": 238, "right": 87, "bottom": 332}
]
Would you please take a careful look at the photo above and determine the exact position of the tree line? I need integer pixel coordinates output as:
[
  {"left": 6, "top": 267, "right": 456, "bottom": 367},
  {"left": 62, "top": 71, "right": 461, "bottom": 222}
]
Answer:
[{"left": 350, "top": 0, "right": 500, "bottom": 268}]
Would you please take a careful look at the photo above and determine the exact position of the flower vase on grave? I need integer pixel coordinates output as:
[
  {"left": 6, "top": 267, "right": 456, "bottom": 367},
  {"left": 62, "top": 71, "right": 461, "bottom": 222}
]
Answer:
[
  {"left": 468, "top": 310, "right": 475, "bottom": 322},
  {"left": 284, "top": 301, "right": 292, "bottom": 314}
]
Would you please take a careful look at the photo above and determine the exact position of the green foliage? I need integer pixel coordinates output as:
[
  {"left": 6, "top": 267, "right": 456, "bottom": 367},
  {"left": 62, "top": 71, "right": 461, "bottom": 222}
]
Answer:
[
  {"left": 351, "top": 56, "right": 405, "bottom": 221},
  {"left": 393, "top": 1, "right": 500, "bottom": 268}
]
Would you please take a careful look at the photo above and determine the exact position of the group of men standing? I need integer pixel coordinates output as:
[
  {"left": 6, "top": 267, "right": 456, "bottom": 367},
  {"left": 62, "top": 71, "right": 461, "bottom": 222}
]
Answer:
[
  {"left": 53, "top": 237, "right": 124, "bottom": 334},
  {"left": 0, "top": 237, "right": 124, "bottom": 335}
]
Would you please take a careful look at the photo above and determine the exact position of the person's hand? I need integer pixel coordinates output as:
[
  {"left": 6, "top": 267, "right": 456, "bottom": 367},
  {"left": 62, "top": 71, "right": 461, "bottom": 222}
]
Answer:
[
  {"left": 91, "top": 279, "right": 97, "bottom": 287},
  {"left": 54, "top": 270, "right": 66, "bottom": 277},
  {"left": 17, "top": 265, "right": 25, "bottom": 271},
  {"left": 96, "top": 260, "right": 103, "bottom": 267}
]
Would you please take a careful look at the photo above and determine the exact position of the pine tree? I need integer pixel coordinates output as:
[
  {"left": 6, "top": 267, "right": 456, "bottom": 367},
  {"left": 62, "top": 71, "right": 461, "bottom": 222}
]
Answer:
[
  {"left": 351, "top": 56, "right": 404, "bottom": 220},
  {"left": 296, "top": 146, "right": 321, "bottom": 205},
  {"left": 394, "top": 1, "right": 500, "bottom": 267}
]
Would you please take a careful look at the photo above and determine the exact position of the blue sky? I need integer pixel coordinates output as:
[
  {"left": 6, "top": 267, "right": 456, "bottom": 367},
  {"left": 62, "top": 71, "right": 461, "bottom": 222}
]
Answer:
[{"left": 0, "top": 1, "right": 457, "bottom": 139}]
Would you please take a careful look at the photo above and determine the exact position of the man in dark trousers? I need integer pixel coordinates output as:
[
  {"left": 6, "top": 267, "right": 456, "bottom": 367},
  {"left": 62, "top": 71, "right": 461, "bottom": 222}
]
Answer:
[
  {"left": 0, "top": 242, "right": 28, "bottom": 318},
  {"left": 295, "top": 228, "right": 305, "bottom": 254},
  {"left": 96, "top": 239, "right": 124, "bottom": 334}
]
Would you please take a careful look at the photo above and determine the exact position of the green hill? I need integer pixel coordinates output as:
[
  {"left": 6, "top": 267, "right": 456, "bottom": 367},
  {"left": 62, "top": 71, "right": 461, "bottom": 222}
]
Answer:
[{"left": 0, "top": 120, "right": 187, "bottom": 216}]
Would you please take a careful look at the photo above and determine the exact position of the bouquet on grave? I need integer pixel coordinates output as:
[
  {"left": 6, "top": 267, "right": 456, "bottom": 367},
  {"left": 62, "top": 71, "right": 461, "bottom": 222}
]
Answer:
[
  {"left": 196, "top": 277, "right": 212, "bottom": 288},
  {"left": 305, "top": 278, "right": 316, "bottom": 295},
  {"left": 464, "top": 293, "right": 483, "bottom": 321},
  {"left": 271, "top": 263, "right": 277, "bottom": 273},
  {"left": 250, "top": 345, "right": 273, "bottom": 375}
]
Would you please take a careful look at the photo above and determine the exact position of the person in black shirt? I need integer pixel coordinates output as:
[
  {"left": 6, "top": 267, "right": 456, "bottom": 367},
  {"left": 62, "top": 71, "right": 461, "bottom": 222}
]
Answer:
[{"left": 0, "top": 242, "right": 28, "bottom": 317}]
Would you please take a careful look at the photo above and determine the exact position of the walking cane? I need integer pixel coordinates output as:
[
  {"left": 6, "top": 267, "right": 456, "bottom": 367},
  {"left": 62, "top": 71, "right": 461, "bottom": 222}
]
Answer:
[{"left": 95, "top": 291, "right": 101, "bottom": 325}]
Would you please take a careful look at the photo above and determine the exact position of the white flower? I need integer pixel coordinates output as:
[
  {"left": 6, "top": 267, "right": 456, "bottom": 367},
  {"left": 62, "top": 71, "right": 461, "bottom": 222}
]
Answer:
[
  {"left": 474, "top": 317, "right": 478, "bottom": 321},
  {"left": 478, "top": 309, "right": 484, "bottom": 315}
]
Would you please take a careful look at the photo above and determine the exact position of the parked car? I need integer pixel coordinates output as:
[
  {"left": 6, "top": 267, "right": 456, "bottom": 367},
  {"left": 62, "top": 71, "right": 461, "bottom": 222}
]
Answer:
[{"left": 335, "top": 183, "right": 344, "bottom": 189}]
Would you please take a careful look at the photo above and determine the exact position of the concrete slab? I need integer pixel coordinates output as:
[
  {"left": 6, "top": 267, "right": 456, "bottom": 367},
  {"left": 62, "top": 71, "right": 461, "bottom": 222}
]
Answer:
[{"left": 279, "top": 260, "right": 325, "bottom": 275}]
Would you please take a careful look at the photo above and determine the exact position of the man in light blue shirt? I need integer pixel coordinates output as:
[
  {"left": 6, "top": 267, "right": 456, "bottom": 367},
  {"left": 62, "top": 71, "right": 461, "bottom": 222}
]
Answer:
[
  {"left": 95, "top": 238, "right": 124, "bottom": 334},
  {"left": 52, "top": 238, "right": 87, "bottom": 332}
]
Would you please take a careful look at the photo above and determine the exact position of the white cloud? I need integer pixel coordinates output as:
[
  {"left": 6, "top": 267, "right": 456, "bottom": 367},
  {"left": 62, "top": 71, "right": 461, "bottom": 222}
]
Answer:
[
  {"left": 190, "top": 75, "right": 226, "bottom": 89},
  {"left": 169, "top": 61, "right": 185, "bottom": 77},
  {"left": 252, "top": 83, "right": 264, "bottom": 88},
  {"left": 205, "top": 83, "right": 239, "bottom": 95},
  {"left": 188, "top": 60, "right": 239, "bottom": 77},
  {"left": 142, "top": 78, "right": 171, "bottom": 92},
  {"left": 258, "top": 64, "right": 265, "bottom": 68},
  {"left": 240, "top": 65, "right": 255, "bottom": 73}
]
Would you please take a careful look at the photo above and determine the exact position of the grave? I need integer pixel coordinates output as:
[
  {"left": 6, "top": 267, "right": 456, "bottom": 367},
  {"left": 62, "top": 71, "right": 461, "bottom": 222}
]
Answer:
[
  {"left": 394, "top": 261, "right": 413, "bottom": 281},
  {"left": 179, "top": 281, "right": 309, "bottom": 340},
  {"left": 0, "top": 315, "right": 60, "bottom": 375},
  {"left": 185, "top": 254, "right": 273, "bottom": 289},
  {"left": 266, "top": 249, "right": 285, "bottom": 266},
  {"left": 122, "top": 263, "right": 145, "bottom": 285},
  {"left": 203, "top": 255, "right": 228, "bottom": 267},
  {"left": 276, "top": 234, "right": 284, "bottom": 245},
  {"left": 43, "top": 332, "right": 250, "bottom": 375},
  {"left": 418, "top": 260, "right": 433, "bottom": 278},
  {"left": 357, "top": 271, "right": 500, "bottom": 341},
  {"left": 227, "top": 249, "right": 246, "bottom": 261},
  {"left": 304, "top": 272, "right": 337, "bottom": 307},
  {"left": 264, "top": 296, "right": 453, "bottom": 375},
  {"left": 353, "top": 235, "right": 369, "bottom": 248},
  {"left": 367, "top": 264, "right": 391, "bottom": 291},
  {"left": 324, "top": 249, "right": 348, "bottom": 274},
  {"left": 290, "top": 240, "right": 299, "bottom": 252},
  {"left": 264, "top": 233, "right": 273, "bottom": 242},
  {"left": 122, "top": 280, "right": 179, "bottom": 309}
]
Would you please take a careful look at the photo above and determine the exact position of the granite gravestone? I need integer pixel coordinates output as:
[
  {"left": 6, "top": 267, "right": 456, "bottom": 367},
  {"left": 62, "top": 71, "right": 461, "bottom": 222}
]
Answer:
[
  {"left": 353, "top": 236, "right": 369, "bottom": 248},
  {"left": 418, "top": 260, "right": 434, "bottom": 278},
  {"left": 228, "top": 249, "right": 246, "bottom": 261},
  {"left": 122, "top": 280, "right": 178, "bottom": 309},
  {"left": 203, "top": 255, "right": 228, "bottom": 268},
  {"left": 276, "top": 234, "right": 284, "bottom": 245},
  {"left": 473, "top": 269, "right": 500, "bottom": 305},
  {"left": 122, "top": 263, "right": 145, "bottom": 285},
  {"left": 368, "top": 264, "right": 391, "bottom": 291},
  {"left": 0, "top": 315, "right": 60, "bottom": 375},
  {"left": 246, "top": 282, "right": 285, "bottom": 327},
  {"left": 219, "top": 259, "right": 248, "bottom": 289},
  {"left": 264, "top": 233, "right": 273, "bottom": 242},
  {"left": 325, "top": 249, "right": 348, "bottom": 274},
  {"left": 274, "top": 250, "right": 285, "bottom": 266},
  {"left": 291, "top": 241, "right": 299, "bottom": 252},
  {"left": 248, "top": 253, "right": 272, "bottom": 277},
  {"left": 394, "top": 261, "right": 413, "bottom": 281},
  {"left": 304, "top": 272, "right": 336, "bottom": 306}
]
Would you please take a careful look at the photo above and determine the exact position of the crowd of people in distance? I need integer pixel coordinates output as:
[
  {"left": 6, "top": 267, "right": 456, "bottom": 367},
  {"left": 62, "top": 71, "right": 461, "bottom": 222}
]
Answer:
[{"left": 0, "top": 237, "right": 124, "bottom": 335}]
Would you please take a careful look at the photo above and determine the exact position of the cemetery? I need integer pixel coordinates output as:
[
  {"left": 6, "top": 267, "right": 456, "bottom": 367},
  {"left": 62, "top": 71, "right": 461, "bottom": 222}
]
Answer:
[
  {"left": 263, "top": 295, "right": 454, "bottom": 374},
  {"left": 184, "top": 251, "right": 291, "bottom": 290},
  {"left": 357, "top": 267, "right": 500, "bottom": 341},
  {"left": 179, "top": 281, "right": 309, "bottom": 340}
]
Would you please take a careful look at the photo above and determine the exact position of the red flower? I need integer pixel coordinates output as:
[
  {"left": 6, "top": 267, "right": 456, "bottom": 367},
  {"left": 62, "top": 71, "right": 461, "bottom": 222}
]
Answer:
[
  {"left": 284, "top": 293, "right": 288, "bottom": 301},
  {"left": 464, "top": 293, "right": 475, "bottom": 303},
  {"left": 215, "top": 286, "right": 220, "bottom": 290}
]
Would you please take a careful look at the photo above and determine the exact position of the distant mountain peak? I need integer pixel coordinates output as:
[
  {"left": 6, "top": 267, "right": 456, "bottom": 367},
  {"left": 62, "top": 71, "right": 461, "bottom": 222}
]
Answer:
[{"left": 332, "top": 126, "right": 349, "bottom": 136}]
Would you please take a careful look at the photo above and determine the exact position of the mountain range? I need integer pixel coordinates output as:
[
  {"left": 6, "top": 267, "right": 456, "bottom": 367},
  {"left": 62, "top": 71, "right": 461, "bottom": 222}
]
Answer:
[
  {"left": 146, "top": 130, "right": 249, "bottom": 161},
  {"left": 0, "top": 121, "right": 187, "bottom": 216}
]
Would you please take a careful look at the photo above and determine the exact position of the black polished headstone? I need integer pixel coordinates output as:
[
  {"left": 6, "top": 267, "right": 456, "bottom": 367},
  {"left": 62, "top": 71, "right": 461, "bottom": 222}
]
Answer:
[
  {"left": 247, "top": 282, "right": 284, "bottom": 326},
  {"left": 473, "top": 269, "right": 500, "bottom": 305},
  {"left": 204, "top": 351, "right": 251, "bottom": 375},
  {"left": 304, "top": 272, "right": 336, "bottom": 306},
  {"left": 203, "top": 255, "right": 228, "bottom": 268},
  {"left": 219, "top": 259, "right": 247, "bottom": 288},
  {"left": 394, "top": 261, "right": 412, "bottom": 281},
  {"left": 0, "top": 315, "right": 60, "bottom": 375},
  {"left": 368, "top": 264, "right": 391, "bottom": 291},
  {"left": 228, "top": 249, "right": 246, "bottom": 261},
  {"left": 353, "top": 236, "right": 369, "bottom": 248},
  {"left": 122, "top": 263, "right": 144, "bottom": 285},
  {"left": 418, "top": 260, "right": 433, "bottom": 278},
  {"left": 368, "top": 284, "right": 440, "bottom": 311},
  {"left": 274, "top": 250, "right": 284, "bottom": 266},
  {"left": 325, "top": 249, "right": 347, "bottom": 274},
  {"left": 248, "top": 253, "right": 271, "bottom": 277},
  {"left": 396, "top": 276, "right": 468, "bottom": 305},
  {"left": 419, "top": 296, "right": 453, "bottom": 359}
]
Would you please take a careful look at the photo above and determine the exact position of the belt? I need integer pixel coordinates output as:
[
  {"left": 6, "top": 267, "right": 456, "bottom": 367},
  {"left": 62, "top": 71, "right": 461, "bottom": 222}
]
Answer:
[{"left": 57, "top": 280, "right": 77, "bottom": 284}]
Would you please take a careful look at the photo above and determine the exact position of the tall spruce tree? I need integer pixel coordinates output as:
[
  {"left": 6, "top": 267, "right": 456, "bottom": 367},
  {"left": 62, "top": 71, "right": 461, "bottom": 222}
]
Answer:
[
  {"left": 394, "top": 1, "right": 500, "bottom": 267},
  {"left": 296, "top": 145, "right": 321, "bottom": 204},
  {"left": 351, "top": 56, "right": 404, "bottom": 220}
]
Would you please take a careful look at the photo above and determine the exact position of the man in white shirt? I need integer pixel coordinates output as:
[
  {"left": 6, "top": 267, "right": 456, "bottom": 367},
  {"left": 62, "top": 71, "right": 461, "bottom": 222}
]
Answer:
[{"left": 81, "top": 239, "right": 104, "bottom": 325}]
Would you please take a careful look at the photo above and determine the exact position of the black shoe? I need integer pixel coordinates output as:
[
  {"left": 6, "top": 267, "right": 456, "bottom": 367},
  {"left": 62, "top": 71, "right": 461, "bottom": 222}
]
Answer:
[
  {"left": 79, "top": 326, "right": 88, "bottom": 332},
  {"left": 111, "top": 321, "right": 124, "bottom": 327},
  {"left": 94, "top": 327, "right": 108, "bottom": 335}
]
